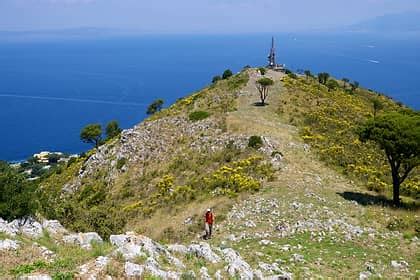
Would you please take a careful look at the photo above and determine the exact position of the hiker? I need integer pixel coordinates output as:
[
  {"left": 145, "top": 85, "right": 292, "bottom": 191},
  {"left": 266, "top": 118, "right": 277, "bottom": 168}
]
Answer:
[{"left": 204, "top": 208, "right": 214, "bottom": 240}]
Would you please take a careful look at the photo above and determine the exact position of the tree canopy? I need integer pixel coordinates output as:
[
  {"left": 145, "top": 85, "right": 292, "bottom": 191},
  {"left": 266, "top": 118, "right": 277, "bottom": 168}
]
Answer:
[
  {"left": 222, "top": 69, "right": 233, "bottom": 79},
  {"left": 358, "top": 112, "right": 420, "bottom": 206},
  {"left": 255, "top": 77, "right": 274, "bottom": 106},
  {"left": 80, "top": 123, "right": 102, "bottom": 148},
  {"left": 106, "top": 120, "right": 122, "bottom": 140},
  {"left": 147, "top": 99, "right": 164, "bottom": 115},
  {"left": 0, "top": 161, "right": 38, "bottom": 220},
  {"left": 318, "top": 72, "right": 330, "bottom": 85}
]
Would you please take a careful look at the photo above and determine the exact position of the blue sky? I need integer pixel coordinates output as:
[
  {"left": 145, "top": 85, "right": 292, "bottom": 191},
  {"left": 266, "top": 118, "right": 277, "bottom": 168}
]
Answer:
[{"left": 1, "top": 0, "right": 419, "bottom": 33}]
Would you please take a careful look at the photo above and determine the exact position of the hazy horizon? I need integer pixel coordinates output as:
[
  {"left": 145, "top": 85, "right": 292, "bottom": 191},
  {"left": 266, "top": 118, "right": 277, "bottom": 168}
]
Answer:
[{"left": 1, "top": 0, "right": 420, "bottom": 34}]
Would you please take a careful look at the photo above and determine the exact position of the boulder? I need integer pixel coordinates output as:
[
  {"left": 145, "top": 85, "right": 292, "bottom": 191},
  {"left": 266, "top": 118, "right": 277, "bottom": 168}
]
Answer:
[
  {"left": 188, "top": 242, "right": 221, "bottom": 263},
  {"left": 167, "top": 244, "right": 188, "bottom": 255},
  {"left": 0, "top": 218, "right": 18, "bottom": 236},
  {"left": 42, "top": 220, "right": 68, "bottom": 236},
  {"left": 8, "top": 217, "right": 43, "bottom": 238},
  {"left": 125, "top": 261, "right": 144, "bottom": 277},
  {"left": 0, "top": 239, "right": 20, "bottom": 250},
  {"left": 63, "top": 232, "right": 102, "bottom": 249},
  {"left": 18, "top": 275, "right": 52, "bottom": 280},
  {"left": 222, "top": 248, "right": 253, "bottom": 279},
  {"left": 199, "top": 267, "right": 212, "bottom": 280}
]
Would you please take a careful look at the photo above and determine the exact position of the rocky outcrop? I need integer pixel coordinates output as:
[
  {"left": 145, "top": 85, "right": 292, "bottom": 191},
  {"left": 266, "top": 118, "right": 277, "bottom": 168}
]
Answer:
[
  {"left": 0, "top": 239, "right": 20, "bottom": 250},
  {"left": 62, "top": 232, "right": 102, "bottom": 249},
  {"left": 0, "top": 217, "right": 43, "bottom": 238},
  {"left": 188, "top": 242, "right": 221, "bottom": 263}
]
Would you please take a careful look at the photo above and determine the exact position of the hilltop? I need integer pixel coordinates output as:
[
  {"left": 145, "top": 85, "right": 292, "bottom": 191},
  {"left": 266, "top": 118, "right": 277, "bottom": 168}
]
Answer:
[{"left": 0, "top": 68, "right": 418, "bottom": 279}]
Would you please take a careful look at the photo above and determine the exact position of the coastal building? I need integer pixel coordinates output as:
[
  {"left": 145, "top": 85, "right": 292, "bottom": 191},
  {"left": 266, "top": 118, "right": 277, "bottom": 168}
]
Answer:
[{"left": 267, "top": 37, "right": 285, "bottom": 71}]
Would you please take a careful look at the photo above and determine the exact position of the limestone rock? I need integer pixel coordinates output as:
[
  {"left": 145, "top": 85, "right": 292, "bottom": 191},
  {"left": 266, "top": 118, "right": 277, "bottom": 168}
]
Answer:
[
  {"left": 42, "top": 220, "right": 68, "bottom": 236},
  {"left": 63, "top": 232, "right": 102, "bottom": 249},
  {"left": 18, "top": 275, "right": 52, "bottom": 280},
  {"left": 188, "top": 242, "right": 221, "bottom": 263},
  {"left": 0, "top": 239, "right": 20, "bottom": 250},
  {"left": 167, "top": 244, "right": 188, "bottom": 255},
  {"left": 222, "top": 248, "right": 253, "bottom": 279},
  {"left": 200, "top": 267, "right": 212, "bottom": 280},
  {"left": 125, "top": 261, "right": 144, "bottom": 277}
]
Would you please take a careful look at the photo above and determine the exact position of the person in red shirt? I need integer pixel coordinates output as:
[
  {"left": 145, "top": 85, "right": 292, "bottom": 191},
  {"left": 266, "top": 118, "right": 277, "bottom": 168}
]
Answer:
[{"left": 204, "top": 208, "right": 214, "bottom": 240}]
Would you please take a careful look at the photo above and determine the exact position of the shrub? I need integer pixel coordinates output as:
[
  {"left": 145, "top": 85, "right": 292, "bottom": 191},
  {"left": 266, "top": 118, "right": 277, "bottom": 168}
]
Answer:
[
  {"left": 189, "top": 111, "right": 210, "bottom": 121},
  {"left": 116, "top": 157, "right": 127, "bottom": 170},
  {"left": 0, "top": 161, "right": 38, "bottom": 220},
  {"left": 222, "top": 69, "right": 233, "bottom": 79},
  {"left": 248, "top": 135, "right": 263, "bottom": 149},
  {"left": 212, "top": 75, "right": 222, "bottom": 83},
  {"left": 258, "top": 67, "right": 266, "bottom": 75}
]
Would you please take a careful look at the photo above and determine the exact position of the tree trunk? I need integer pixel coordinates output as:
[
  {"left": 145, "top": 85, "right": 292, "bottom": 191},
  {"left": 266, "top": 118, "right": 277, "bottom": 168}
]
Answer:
[{"left": 391, "top": 169, "right": 401, "bottom": 206}]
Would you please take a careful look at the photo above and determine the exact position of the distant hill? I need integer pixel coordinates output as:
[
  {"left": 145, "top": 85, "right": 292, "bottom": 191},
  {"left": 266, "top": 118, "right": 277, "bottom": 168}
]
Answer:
[{"left": 347, "top": 11, "right": 420, "bottom": 33}]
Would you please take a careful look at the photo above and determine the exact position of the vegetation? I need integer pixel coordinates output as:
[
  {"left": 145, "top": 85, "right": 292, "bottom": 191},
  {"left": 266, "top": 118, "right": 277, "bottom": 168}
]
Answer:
[
  {"left": 0, "top": 161, "right": 38, "bottom": 220},
  {"left": 105, "top": 120, "right": 122, "bottom": 140},
  {"left": 248, "top": 135, "right": 263, "bottom": 149},
  {"left": 212, "top": 75, "right": 222, "bottom": 84},
  {"left": 188, "top": 110, "right": 210, "bottom": 122},
  {"left": 255, "top": 77, "right": 274, "bottom": 105},
  {"left": 258, "top": 67, "right": 266, "bottom": 75},
  {"left": 317, "top": 72, "right": 330, "bottom": 85},
  {"left": 80, "top": 124, "right": 102, "bottom": 148},
  {"left": 359, "top": 112, "right": 420, "bottom": 206},
  {"left": 304, "top": 70, "right": 312, "bottom": 79},
  {"left": 147, "top": 99, "right": 164, "bottom": 115},
  {"left": 222, "top": 69, "right": 233, "bottom": 79},
  {"left": 280, "top": 75, "right": 419, "bottom": 202}
]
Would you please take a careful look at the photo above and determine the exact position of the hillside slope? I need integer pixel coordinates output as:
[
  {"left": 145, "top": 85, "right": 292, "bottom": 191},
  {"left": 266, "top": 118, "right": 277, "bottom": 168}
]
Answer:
[{"left": 1, "top": 68, "right": 418, "bottom": 279}]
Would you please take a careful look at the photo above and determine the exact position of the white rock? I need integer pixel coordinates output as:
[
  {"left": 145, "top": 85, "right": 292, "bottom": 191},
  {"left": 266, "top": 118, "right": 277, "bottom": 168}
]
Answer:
[
  {"left": 0, "top": 239, "right": 20, "bottom": 250},
  {"left": 168, "top": 244, "right": 188, "bottom": 254},
  {"left": 222, "top": 248, "right": 253, "bottom": 279},
  {"left": 188, "top": 242, "right": 221, "bottom": 263},
  {"left": 259, "top": 239, "right": 272, "bottom": 246},
  {"left": 391, "top": 260, "right": 409, "bottom": 270},
  {"left": 42, "top": 220, "right": 67, "bottom": 235},
  {"left": 214, "top": 270, "right": 223, "bottom": 280},
  {"left": 125, "top": 261, "right": 144, "bottom": 276},
  {"left": 63, "top": 232, "right": 102, "bottom": 249},
  {"left": 359, "top": 271, "right": 371, "bottom": 280},
  {"left": 200, "top": 267, "right": 212, "bottom": 280},
  {"left": 8, "top": 217, "right": 43, "bottom": 238},
  {"left": 0, "top": 218, "right": 18, "bottom": 236},
  {"left": 18, "top": 275, "right": 52, "bottom": 280}
]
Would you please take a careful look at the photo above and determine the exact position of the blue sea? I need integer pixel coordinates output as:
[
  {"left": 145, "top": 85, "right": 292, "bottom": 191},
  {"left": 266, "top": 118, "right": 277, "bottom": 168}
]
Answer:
[{"left": 0, "top": 33, "right": 419, "bottom": 161}]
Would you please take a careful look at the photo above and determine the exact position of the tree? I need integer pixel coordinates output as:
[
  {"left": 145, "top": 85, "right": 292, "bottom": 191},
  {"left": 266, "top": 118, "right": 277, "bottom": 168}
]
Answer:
[
  {"left": 258, "top": 67, "right": 267, "bottom": 75},
  {"left": 304, "top": 70, "right": 312, "bottom": 79},
  {"left": 372, "top": 99, "right": 384, "bottom": 117},
  {"left": 351, "top": 81, "right": 360, "bottom": 92},
  {"left": 212, "top": 75, "right": 222, "bottom": 84},
  {"left": 0, "top": 161, "right": 38, "bottom": 220},
  {"left": 358, "top": 112, "right": 420, "bottom": 206},
  {"left": 342, "top": 78, "right": 350, "bottom": 89},
  {"left": 80, "top": 123, "right": 102, "bottom": 148},
  {"left": 317, "top": 72, "right": 330, "bottom": 85},
  {"left": 222, "top": 69, "right": 233, "bottom": 79},
  {"left": 146, "top": 99, "right": 164, "bottom": 115},
  {"left": 106, "top": 120, "right": 122, "bottom": 140},
  {"left": 326, "top": 79, "right": 339, "bottom": 91},
  {"left": 255, "top": 78, "right": 274, "bottom": 106}
]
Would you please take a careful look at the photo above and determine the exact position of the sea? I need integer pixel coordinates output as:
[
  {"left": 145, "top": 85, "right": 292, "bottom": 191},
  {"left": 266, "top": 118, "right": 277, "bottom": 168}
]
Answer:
[{"left": 0, "top": 33, "right": 419, "bottom": 162}]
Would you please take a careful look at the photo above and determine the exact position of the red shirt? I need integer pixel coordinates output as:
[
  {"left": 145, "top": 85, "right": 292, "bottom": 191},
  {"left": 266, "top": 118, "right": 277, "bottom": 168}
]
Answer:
[{"left": 205, "top": 212, "right": 214, "bottom": 224}]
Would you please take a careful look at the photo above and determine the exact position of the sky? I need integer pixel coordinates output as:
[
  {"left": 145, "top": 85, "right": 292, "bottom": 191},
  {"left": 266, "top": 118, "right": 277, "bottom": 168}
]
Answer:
[{"left": 0, "top": 0, "right": 420, "bottom": 33}]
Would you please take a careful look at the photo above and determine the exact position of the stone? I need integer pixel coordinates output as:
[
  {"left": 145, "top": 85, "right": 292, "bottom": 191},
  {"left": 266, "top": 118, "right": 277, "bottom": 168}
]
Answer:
[
  {"left": 391, "top": 260, "right": 409, "bottom": 270},
  {"left": 199, "top": 267, "right": 212, "bottom": 280},
  {"left": 63, "top": 232, "right": 102, "bottom": 249},
  {"left": 359, "top": 271, "right": 371, "bottom": 280},
  {"left": 8, "top": 217, "right": 43, "bottom": 238},
  {"left": 18, "top": 275, "right": 52, "bottom": 280},
  {"left": 125, "top": 261, "right": 144, "bottom": 277},
  {"left": 290, "top": 254, "right": 304, "bottom": 263},
  {"left": 214, "top": 270, "right": 223, "bottom": 280},
  {"left": 42, "top": 220, "right": 67, "bottom": 235},
  {"left": 0, "top": 239, "right": 20, "bottom": 250},
  {"left": 0, "top": 218, "right": 18, "bottom": 236},
  {"left": 188, "top": 242, "right": 221, "bottom": 263},
  {"left": 222, "top": 248, "right": 253, "bottom": 279},
  {"left": 167, "top": 244, "right": 188, "bottom": 255}
]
